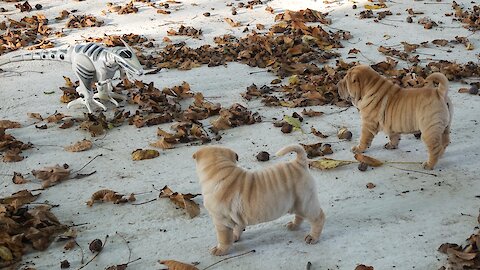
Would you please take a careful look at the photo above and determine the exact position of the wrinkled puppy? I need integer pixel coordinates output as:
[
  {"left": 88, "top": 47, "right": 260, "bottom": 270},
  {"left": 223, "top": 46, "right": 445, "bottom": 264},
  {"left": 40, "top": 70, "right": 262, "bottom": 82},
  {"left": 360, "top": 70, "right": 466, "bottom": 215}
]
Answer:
[
  {"left": 337, "top": 65, "right": 453, "bottom": 170},
  {"left": 193, "top": 145, "right": 325, "bottom": 256}
]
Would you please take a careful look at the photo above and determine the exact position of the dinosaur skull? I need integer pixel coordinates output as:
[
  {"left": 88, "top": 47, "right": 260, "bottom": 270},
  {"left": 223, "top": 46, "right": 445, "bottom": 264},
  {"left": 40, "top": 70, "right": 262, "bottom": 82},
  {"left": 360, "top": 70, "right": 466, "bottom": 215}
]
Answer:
[{"left": 112, "top": 39, "right": 144, "bottom": 78}]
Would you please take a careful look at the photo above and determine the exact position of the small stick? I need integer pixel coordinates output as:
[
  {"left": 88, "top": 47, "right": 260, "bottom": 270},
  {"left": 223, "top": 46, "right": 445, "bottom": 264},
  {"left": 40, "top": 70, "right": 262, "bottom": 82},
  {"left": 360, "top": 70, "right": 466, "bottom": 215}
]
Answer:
[
  {"left": 116, "top": 232, "right": 132, "bottom": 262},
  {"left": 132, "top": 198, "right": 157, "bottom": 205},
  {"left": 249, "top": 70, "right": 269, "bottom": 75},
  {"left": 68, "top": 222, "right": 90, "bottom": 228},
  {"left": 75, "top": 240, "right": 85, "bottom": 264},
  {"left": 386, "top": 164, "right": 438, "bottom": 177},
  {"left": 202, "top": 249, "right": 256, "bottom": 270},
  {"left": 77, "top": 234, "right": 109, "bottom": 270},
  {"left": 72, "top": 154, "right": 103, "bottom": 174}
]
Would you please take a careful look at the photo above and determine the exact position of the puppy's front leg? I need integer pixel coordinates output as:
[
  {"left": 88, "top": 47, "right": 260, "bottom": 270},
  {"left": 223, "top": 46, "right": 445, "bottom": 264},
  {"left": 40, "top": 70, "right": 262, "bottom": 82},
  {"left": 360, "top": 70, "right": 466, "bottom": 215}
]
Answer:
[
  {"left": 211, "top": 222, "right": 234, "bottom": 256},
  {"left": 352, "top": 123, "right": 377, "bottom": 153}
]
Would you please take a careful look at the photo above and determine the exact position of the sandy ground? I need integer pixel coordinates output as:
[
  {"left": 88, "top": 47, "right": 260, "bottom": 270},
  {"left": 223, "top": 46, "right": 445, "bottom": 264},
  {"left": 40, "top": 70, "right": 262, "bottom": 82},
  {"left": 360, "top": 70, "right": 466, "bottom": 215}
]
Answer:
[{"left": 1, "top": 0, "right": 480, "bottom": 269}]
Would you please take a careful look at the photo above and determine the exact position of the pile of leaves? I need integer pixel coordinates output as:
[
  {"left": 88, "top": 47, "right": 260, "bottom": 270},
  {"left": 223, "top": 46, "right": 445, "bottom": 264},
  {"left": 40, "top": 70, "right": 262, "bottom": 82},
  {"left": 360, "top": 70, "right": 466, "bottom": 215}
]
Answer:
[
  {"left": 0, "top": 123, "right": 32, "bottom": 163},
  {"left": 85, "top": 33, "right": 150, "bottom": 47},
  {"left": 107, "top": 1, "right": 139, "bottom": 15},
  {"left": 438, "top": 211, "right": 480, "bottom": 269},
  {"left": 66, "top": 14, "right": 103, "bottom": 28},
  {"left": 138, "top": 9, "right": 353, "bottom": 108},
  {"left": 167, "top": 25, "right": 202, "bottom": 38},
  {"left": 0, "top": 14, "right": 52, "bottom": 55},
  {"left": 452, "top": 1, "right": 480, "bottom": 31},
  {"left": 0, "top": 190, "right": 67, "bottom": 268}
]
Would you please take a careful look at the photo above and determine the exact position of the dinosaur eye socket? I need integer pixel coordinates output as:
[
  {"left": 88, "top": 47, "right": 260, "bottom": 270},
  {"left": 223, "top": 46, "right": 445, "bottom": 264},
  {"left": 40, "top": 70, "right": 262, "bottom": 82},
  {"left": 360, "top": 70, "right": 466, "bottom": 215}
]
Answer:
[{"left": 119, "top": 50, "right": 133, "bottom": 59}]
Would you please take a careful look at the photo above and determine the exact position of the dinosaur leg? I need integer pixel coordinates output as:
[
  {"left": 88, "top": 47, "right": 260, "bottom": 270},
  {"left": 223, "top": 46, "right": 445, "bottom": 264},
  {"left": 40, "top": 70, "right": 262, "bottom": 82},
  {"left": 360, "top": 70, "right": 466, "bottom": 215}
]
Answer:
[
  {"left": 94, "top": 79, "right": 121, "bottom": 107},
  {"left": 67, "top": 57, "right": 107, "bottom": 112}
]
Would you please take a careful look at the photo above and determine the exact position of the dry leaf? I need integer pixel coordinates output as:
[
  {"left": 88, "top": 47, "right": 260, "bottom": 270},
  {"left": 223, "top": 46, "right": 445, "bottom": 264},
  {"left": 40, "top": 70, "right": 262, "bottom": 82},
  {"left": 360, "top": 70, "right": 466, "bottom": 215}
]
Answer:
[
  {"left": 0, "top": 120, "right": 21, "bottom": 129},
  {"left": 366, "top": 182, "right": 376, "bottom": 189},
  {"left": 159, "top": 186, "right": 200, "bottom": 218},
  {"left": 150, "top": 137, "right": 175, "bottom": 149},
  {"left": 132, "top": 149, "right": 160, "bottom": 161},
  {"left": 46, "top": 113, "right": 68, "bottom": 123},
  {"left": 159, "top": 260, "right": 199, "bottom": 270},
  {"left": 12, "top": 172, "right": 28, "bottom": 184},
  {"left": 27, "top": 112, "right": 43, "bottom": 120},
  {"left": 32, "top": 164, "right": 71, "bottom": 188},
  {"left": 0, "top": 246, "right": 13, "bottom": 261},
  {"left": 224, "top": 17, "right": 241, "bottom": 27},
  {"left": 355, "top": 265, "right": 374, "bottom": 270},
  {"left": 354, "top": 154, "right": 384, "bottom": 167},
  {"left": 64, "top": 139, "right": 92, "bottom": 152},
  {"left": 309, "top": 158, "right": 353, "bottom": 170},
  {"left": 86, "top": 189, "right": 128, "bottom": 206}
]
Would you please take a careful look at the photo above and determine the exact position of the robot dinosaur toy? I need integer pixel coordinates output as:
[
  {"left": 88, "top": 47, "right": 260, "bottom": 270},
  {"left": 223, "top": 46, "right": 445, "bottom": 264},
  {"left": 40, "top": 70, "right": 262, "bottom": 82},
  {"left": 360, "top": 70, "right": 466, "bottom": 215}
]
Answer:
[{"left": 0, "top": 40, "right": 144, "bottom": 113}]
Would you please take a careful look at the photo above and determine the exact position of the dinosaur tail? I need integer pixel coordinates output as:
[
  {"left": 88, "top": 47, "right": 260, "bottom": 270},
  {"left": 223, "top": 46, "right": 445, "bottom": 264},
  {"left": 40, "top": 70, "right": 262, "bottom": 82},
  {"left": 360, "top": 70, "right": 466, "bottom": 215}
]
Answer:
[
  {"left": 275, "top": 145, "right": 308, "bottom": 166},
  {"left": 0, "top": 48, "right": 71, "bottom": 66},
  {"left": 425, "top": 72, "right": 449, "bottom": 97}
]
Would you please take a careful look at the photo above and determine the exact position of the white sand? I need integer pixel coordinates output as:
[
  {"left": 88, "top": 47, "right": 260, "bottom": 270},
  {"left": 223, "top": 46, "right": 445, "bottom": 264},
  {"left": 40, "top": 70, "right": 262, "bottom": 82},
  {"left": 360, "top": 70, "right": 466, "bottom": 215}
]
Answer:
[{"left": 1, "top": 0, "right": 479, "bottom": 269}]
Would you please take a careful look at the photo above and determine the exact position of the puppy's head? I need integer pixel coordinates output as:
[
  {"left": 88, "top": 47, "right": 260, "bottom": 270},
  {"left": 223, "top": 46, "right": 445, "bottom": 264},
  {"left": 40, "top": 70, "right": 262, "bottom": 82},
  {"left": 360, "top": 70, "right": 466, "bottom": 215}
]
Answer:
[
  {"left": 337, "top": 65, "right": 371, "bottom": 107},
  {"left": 192, "top": 146, "right": 238, "bottom": 165}
]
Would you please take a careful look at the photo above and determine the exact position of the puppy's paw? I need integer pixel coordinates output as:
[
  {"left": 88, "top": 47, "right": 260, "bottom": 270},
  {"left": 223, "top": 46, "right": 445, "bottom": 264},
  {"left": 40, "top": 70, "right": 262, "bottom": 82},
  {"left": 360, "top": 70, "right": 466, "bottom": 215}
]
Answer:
[
  {"left": 233, "top": 233, "right": 241, "bottom": 242},
  {"left": 210, "top": 246, "right": 230, "bottom": 256},
  {"left": 351, "top": 145, "right": 364, "bottom": 153},
  {"left": 422, "top": 161, "right": 434, "bottom": 170},
  {"left": 304, "top": 234, "right": 319, "bottom": 244},
  {"left": 286, "top": 221, "right": 300, "bottom": 231},
  {"left": 384, "top": 142, "right": 398, "bottom": 150}
]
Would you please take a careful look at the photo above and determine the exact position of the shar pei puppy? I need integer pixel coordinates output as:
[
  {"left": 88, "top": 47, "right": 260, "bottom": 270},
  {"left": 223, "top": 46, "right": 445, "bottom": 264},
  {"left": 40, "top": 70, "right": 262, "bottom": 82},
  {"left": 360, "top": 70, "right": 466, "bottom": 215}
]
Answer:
[
  {"left": 337, "top": 65, "right": 453, "bottom": 170},
  {"left": 193, "top": 145, "right": 325, "bottom": 256}
]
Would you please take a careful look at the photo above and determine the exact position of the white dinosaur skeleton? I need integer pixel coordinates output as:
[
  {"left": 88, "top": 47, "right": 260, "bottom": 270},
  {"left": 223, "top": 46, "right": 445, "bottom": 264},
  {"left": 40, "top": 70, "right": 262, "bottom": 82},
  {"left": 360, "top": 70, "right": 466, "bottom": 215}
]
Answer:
[{"left": 0, "top": 40, "right": 144, "bottom": 113}]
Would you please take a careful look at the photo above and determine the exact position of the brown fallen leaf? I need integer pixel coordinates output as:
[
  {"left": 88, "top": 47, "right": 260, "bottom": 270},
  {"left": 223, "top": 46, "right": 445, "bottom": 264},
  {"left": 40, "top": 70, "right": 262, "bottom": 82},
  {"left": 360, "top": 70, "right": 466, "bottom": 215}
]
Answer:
[
  {"left": 150, "top": 137, "right": 175, "bottom": 149},
  {"left": 366, "top": 182, "right": 376, "bottom": 189},
  {"left": 224, "top": 17, "right": 241, "bottom": 27},
  {"left": 0, "top": 120, "right": 21, "bottom": 129},
  {"left": 132, "top": 149, "right": 160, "bottom": 161},
  {"left": 12, "top": 172, "right": 28, "bottom": 184},
  {"left": 27, "top": 112, "right": 43, "bottom": 120},
  {"left": 32, "top": 164, "right": 71, "bottom": 188},
  {"left": 309, "top": 158, "right": 354, "bottom": 170},
  {"left": 64, "top": 139, "right": 93, "bottom": 152},
  {"left": 0, "top": 189, "right": 39, "bottom": 209},
  {"left": 86, "top": 189, "right": 129, "bottom": 207},
  {"left": 159, "top": 260, "right": 199, "bottom": 270},
  {"left": 159, "top": 186, "right": 200, "bottom": 218},
  {"left": 46, "top": 112, "right": 68, "bottom": 123},
  {"left": 2, "top": 149, "right": 24, "bottom": 162},
  {"left": 354, "top": 153, "right": 383, "bottom": 167},
  {"left": 355, "top": 265, "right": 374, "bottom": 270}
]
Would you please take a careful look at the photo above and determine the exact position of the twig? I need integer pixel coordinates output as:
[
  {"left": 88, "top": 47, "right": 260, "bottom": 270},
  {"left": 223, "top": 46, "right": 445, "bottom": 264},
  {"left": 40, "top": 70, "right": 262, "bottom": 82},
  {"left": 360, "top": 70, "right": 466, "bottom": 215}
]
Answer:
[
  {"left": 202, "top": 249, "right": 256, "bottom": 270},
  {"left": 72, "top": 171, "right": 96, "bottom": 179},
  {"left": 68, "top": 222, "right": 90, "bottom": 228},
  {"left": 358, "top": 51, "right": 376, "bottom": 64},
  {"left": 324, "top": 107, "right": 351, "bottom": 115},
  {"left": 116, "top": 232, "right": 132, "bottom": 262},
  {"left": 132, "top": 198, "right": 157, "bottom": 205},
  {"left": 77, "top": 234, "right": 109, "bottom": 270},
  {"left": 72, "top": 154, "right": 103, "bottom": 174},
  {"left": 249, "top": 70, "right": 269, "bottom": 75},
  {"left": 376, "top": 21, "right": 399, "bottom": 28},
  {"left": 75, "top": 240, "right": 85, "bottom": 264},
  {"left": 386, "top": 164, "right": 438, "bottom": 177}
]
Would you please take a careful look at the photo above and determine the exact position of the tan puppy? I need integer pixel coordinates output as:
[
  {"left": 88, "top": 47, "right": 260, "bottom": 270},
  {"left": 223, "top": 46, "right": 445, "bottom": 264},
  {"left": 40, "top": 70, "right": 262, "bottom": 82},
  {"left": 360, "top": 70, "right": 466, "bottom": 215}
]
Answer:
[
  {"left": 193, "top": 145, "right": 325, "bottom": 256},
  {"left": 337, "top": 65, "right": 453, "bottom": 170}
]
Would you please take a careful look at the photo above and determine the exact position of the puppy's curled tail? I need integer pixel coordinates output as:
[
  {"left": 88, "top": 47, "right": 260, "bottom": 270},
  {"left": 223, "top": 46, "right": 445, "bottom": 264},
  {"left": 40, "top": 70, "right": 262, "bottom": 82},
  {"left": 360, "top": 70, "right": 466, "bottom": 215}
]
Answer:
[
  {"left": 425, "top": 72, "right": 449, "bottom": 97},
  {"left": 275, "top": 145, "right": 307, "bottom": 166}
]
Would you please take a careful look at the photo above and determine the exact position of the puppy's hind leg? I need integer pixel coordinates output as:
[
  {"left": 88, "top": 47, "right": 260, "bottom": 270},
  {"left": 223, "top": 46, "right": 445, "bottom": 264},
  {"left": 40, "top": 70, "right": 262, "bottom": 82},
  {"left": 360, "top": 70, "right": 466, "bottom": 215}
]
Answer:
[
  {"left": 421, "top": 126, "right": 444, "bottom": 170},
  {"left": 286, "top": 215, "right": 304, "bottom": 231},
  {"left": 210, "top": 222, "right": 234, "bottom": 256},
  {"left": 384, "top": 133, "right": 400, "bottom": 150},
  {"left": 304, "top": 208, "right": 326, "bottom": 244}
]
